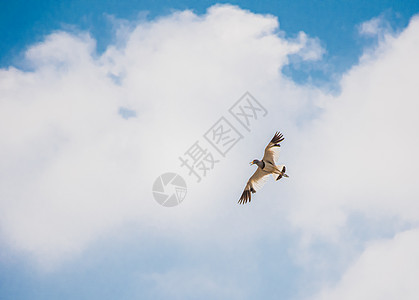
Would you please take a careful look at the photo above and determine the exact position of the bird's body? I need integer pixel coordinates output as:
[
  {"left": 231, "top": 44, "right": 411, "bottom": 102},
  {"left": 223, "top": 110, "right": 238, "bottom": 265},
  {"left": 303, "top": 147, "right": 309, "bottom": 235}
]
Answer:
[{"left": 238, "top": 132, "right": 288, "bottom": 204}]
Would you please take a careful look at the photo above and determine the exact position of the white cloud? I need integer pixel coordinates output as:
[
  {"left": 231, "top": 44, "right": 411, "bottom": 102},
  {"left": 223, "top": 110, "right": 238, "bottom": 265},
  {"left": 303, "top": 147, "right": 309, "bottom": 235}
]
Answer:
[
  {"left": 312, "top": 228, "right": 419, "bottom": 300},
  {"left": 290, "top": 14, "right": 419, "bottom": 299},
  {"left": 0, "top": 4, "right": 320, "bottom": 268},
  {"left": 358, "top": 16, "right": 387, "bottom": 36},
  {"left": 294, "top": 31, "right": 325, "bottom": 61},
  {"left": 1, "top": 6, "right": 419, "bottom": 300},
  {"left": 288, "top": 14, "right": 419, "bottom": 239}
]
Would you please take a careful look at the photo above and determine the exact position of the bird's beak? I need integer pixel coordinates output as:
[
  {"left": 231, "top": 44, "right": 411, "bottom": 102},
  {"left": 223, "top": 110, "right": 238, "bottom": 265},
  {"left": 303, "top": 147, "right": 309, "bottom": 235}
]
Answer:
[
  {"left": 283, "top": 174, "right": 289, "bottom": 178},
  {"left": 249, "top": 162, "right": 254, "bottom": 165}
]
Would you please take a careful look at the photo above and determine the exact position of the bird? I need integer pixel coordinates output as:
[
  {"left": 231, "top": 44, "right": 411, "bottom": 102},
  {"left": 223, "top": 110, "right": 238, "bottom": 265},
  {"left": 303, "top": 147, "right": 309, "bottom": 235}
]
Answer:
[{"left": 238, "top": 131, "right": 289, "bottom": 204}]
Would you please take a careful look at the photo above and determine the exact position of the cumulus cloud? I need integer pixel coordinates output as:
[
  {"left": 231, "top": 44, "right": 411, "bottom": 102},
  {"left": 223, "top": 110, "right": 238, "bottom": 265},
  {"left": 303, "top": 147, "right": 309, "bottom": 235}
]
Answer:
[
  {"left": 288, "top": 14, "right": 419, "bottom": 239},
  {"left": 293, "top": 32, "right": 325, "bottom": 61},
  {"left": 290, "top": 14, "right": 419, "bottom": 299},
  {"left": 312, "top": 229, "right": 419, "bottom": 300},
  {"left": 0, "top": 4, "right": 321, "bottom": 268},
  {"left": 1, "top": 5, "right": 419, "bottom": 300},
  {"left": 358, "top": 15, "right": 389, "bottom": 36}
]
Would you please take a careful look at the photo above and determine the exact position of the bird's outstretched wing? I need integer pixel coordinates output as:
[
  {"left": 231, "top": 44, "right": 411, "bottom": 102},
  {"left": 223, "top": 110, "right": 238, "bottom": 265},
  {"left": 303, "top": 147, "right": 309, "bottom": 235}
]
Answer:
[
  {"left": 238, "top": 168, "right": 270, "bottom": 204},
  {"left": 262, "top": 131, "right": 284, "bottom": 165}
]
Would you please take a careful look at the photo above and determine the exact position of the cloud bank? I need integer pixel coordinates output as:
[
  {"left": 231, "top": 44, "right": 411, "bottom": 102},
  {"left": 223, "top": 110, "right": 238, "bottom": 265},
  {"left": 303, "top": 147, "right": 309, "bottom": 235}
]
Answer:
[
  {"left": 1, "top": 4, "right": 419, "bottom": 299},
  {"left": 0, "top": 4, "right": 320, "bottom": 268}
]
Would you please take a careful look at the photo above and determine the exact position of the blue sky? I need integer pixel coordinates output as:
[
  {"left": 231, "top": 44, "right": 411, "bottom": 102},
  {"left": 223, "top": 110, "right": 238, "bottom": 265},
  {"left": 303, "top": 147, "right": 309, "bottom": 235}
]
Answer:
[
  {"left": 1, "top": 1, "right": 419, "bottom": 300},
  {"left": 1, "top": 0, "right": 418, "bottom": 81}
]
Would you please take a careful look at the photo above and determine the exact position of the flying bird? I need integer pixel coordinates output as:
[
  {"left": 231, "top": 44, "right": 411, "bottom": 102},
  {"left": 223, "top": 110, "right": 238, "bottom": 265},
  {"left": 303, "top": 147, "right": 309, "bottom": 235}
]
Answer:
[{"left": 238, "top": 131, "right": 289, "bottom": 204}]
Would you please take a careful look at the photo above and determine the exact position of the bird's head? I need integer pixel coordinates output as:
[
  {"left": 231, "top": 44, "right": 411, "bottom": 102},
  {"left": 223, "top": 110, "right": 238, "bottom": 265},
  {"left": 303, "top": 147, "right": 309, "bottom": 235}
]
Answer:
[{"left": 249, "top": 159, "right": 259, "bottom": 165}]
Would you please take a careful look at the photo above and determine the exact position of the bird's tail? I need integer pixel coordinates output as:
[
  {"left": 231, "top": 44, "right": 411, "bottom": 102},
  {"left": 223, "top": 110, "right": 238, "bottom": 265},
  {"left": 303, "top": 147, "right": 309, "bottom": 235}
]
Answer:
[
  {"left": 276, "top": 173, "right": 289, "bottom": 180},
  {"left": 276, "top": 165, "right": 288, "bottom": 180}
]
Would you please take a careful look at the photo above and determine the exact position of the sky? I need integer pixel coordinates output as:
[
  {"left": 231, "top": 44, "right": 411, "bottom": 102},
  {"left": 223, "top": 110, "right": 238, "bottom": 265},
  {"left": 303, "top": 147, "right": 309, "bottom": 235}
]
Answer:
[{"left": 1, "top": 1, "right": 419, "bottom": 299}]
